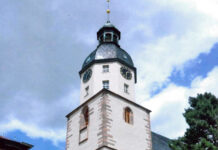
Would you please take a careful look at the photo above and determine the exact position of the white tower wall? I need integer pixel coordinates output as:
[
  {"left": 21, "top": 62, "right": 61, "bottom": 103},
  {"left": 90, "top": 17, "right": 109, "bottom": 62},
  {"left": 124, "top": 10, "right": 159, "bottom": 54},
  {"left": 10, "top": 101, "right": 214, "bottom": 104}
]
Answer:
[
  {"left": 66, "top": 92, "right": 152, "bottom": 150},
  {"left": 80, "top": 62, "right": 135, "bottom": 104},
  {"left": 109, "top": 94, "right": 152, "bottom": 150},
  {"left": 66, "top": 94, "right": 102, "bottom": 150}
]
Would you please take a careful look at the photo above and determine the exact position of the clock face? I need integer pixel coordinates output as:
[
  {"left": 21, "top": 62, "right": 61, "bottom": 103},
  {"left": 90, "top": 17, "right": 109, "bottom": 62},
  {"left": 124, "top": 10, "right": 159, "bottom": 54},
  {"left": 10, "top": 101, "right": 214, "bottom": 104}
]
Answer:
[
  {"left": 83, "top": 69, "right": 92, "bottom": 83},
  {"left": 120, "top": 66, "right": 132, "bottom": 80}
]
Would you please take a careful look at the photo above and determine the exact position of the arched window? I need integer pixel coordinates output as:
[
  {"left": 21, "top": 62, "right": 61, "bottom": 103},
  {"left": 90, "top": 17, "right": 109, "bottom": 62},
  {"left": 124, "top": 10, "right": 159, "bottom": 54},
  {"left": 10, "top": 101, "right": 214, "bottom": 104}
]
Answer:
[
  {"left": 82, "top": 106, "right": 89, "bottom": 127},
  {"left": 113, "top": 35, "right": 118, "bottom": 43},
  {"left": 79, "top": 106, "right": 89, "bottom": 143},
  {"left": 124, "top": 107, "right": 133, "bottom": 124},
  {"left": 105, "top": 33, "right": 112, "bottom": 42},
  {"left": 100, "top": 35, "right": 103, "bottom": 43}
]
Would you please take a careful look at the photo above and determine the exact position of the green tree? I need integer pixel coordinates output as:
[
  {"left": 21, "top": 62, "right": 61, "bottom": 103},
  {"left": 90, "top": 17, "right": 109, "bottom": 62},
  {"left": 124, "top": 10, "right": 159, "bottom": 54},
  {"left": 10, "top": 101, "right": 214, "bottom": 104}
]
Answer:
[{"left": 170, "top": 92, "right": 218, "bottom": 150}]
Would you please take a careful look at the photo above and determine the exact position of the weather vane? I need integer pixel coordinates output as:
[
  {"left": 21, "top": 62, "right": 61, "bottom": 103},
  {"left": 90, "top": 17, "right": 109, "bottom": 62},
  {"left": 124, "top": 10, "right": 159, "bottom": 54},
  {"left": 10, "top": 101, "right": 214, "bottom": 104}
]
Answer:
[{"left": 106, "top": 0, "right": 111, "bottom": 23}]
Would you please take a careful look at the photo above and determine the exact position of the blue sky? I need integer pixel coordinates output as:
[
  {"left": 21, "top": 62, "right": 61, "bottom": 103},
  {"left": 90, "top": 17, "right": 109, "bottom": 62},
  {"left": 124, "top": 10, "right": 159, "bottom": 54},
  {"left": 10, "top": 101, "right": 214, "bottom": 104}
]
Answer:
[{"left": 0, "top": 0, "right": 218, "bottom": 149}]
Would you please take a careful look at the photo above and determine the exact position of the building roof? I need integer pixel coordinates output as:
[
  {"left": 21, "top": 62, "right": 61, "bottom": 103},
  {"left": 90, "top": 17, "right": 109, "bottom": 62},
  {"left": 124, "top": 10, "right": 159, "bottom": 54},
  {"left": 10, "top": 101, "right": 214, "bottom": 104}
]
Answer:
[
  {"left": 80, "top": 22, "right": 135, "bottom": 79},
  {"left": 151, "top": 132, "right": 172, "bottom": 150},
  {"left": 0, "top": 136, "right": 33, "bottom": 150},
  {"left": 82, "top": 43, "right": 134, "bottom": 69}
]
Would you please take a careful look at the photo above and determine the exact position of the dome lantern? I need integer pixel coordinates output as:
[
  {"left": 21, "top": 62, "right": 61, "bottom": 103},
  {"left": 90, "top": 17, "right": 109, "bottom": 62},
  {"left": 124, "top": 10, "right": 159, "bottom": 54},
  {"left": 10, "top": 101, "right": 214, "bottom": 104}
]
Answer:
[{"left": 97, "top": 22, "right": 121, "bottom": 45}]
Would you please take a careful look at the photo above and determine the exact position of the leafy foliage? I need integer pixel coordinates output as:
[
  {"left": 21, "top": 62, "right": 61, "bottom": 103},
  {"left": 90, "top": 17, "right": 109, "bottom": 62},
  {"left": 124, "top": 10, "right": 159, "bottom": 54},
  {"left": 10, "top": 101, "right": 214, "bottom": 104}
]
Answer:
[{"left": 169, "top": 93, "right": 218, "bottom": 150}]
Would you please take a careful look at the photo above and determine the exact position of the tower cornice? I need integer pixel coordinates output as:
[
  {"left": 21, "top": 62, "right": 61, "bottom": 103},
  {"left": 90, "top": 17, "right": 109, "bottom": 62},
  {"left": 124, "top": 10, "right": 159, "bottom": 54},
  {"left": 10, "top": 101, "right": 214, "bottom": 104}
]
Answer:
[
  {"left": 79, "top": 58, "right": 137, "bottom": 83},
  {"left": 66, "top": 88, "right": 151, "bottom": 118}
]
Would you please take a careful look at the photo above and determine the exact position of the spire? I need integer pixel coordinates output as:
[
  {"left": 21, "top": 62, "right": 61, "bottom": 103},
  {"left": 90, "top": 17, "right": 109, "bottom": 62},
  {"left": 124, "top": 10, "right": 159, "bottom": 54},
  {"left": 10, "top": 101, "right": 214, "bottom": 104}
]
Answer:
[
  {"left": 96, "top": 0, "right": 121, "bottom": 45},
  {"left": 106, "top": 0, "right": 111, "bottom": 23}
]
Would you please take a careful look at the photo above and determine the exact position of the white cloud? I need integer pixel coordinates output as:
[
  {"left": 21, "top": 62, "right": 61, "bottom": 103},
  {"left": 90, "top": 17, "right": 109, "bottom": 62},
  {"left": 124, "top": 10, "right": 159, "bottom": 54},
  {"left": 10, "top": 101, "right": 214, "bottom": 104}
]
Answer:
[
  {"left": 133, "top": 0, "right": 218, "bottom": 101},
  {"left": 0, "top": 87, "right": 79, "bottom": 143},
  {"left": 181, "top": 0, "right": 218, "bottom": 20},
  {"left": 131, "top": 0, "right": 218, "bottom": 138},
  {"left": 143, "top": 66, "right": 218, "bottom": 138},
  {"left": 0, "top": 119, "right": 65, "bottom": 145},
  {"left": 132, "top": 0, "right": 218, "bottom": 138},
  {"left": 191, "top": 67, "right": 218, "bottom": 95}
]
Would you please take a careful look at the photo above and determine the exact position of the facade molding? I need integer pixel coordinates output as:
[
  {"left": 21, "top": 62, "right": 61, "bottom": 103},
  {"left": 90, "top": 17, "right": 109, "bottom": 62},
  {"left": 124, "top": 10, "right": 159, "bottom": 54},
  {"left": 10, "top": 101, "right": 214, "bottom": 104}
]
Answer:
[{"left": 66, "top": 89, "right": 151, "bottom": 119}]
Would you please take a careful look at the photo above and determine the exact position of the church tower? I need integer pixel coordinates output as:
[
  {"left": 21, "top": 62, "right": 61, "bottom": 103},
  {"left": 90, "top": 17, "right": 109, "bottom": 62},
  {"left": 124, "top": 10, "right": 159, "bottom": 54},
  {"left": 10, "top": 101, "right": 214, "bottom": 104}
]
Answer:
[{"left": 66, "top": 1, "right": 152, "bottom": 149}]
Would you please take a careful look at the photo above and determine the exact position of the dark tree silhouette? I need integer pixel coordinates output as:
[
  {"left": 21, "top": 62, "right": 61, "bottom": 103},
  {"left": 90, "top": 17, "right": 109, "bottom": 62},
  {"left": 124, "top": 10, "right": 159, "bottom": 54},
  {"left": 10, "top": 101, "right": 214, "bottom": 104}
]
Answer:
[{"left": 170, "top": 92, "right": 218, "bottom": 150}]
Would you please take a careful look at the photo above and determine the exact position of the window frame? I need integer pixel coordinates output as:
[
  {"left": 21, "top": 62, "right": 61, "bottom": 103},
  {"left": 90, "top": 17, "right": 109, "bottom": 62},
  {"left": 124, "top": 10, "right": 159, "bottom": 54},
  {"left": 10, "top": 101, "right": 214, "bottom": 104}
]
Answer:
[
  {"left": 124, "top": 84, "right": 129, "bottom": 94},
  {"left": 82, "top": 106, "right": 89, "bottom": 127},
  {"left": 124, "top": 107, "right": 133, "bottom": 125},
  {"left": 104, "top": 33, "right": 112, "bottom": 42},
  {"left": 84, "top": 86, "right": 89, "bottom": 97},
  {"left": 102, "top": 65, "right": 109, "bottom": 73},
  {"left": 102, "top": 80, "right": 109, "bottom": 89},
  {"left": 79, "top": 106, "right": 89, "bottom": 144},
  {"left": 113, "top": 34, "right": 118, "bottom": 43}
]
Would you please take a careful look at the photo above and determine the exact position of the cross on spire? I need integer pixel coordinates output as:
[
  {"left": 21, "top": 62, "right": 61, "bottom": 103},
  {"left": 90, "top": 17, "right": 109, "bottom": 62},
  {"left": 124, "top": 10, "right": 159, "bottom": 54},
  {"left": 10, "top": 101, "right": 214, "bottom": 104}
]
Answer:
[{"left": 106, "top": 0, "right": 111, "bottom": 23}]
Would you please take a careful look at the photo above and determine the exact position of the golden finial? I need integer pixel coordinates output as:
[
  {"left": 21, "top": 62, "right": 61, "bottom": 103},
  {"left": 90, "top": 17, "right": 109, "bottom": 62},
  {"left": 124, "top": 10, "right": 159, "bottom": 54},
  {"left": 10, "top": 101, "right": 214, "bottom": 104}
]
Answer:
[
  {"left": 106, "top": 0, "right": 111, "bottom": 23},
  {"left": 107, "top": 9, "right": 110, "bottom": 14}
]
